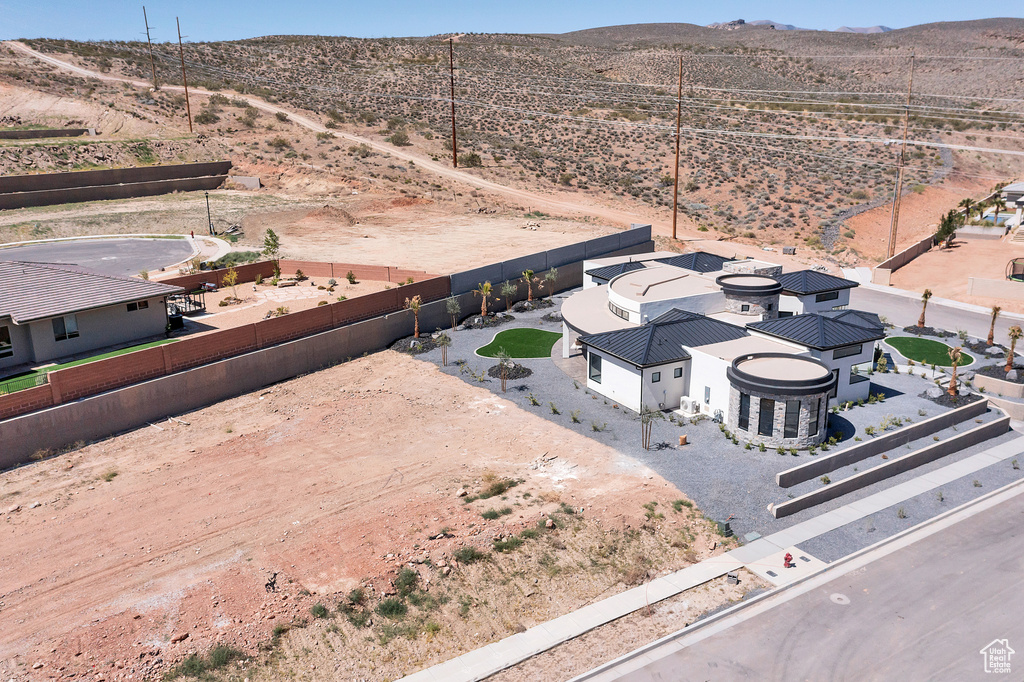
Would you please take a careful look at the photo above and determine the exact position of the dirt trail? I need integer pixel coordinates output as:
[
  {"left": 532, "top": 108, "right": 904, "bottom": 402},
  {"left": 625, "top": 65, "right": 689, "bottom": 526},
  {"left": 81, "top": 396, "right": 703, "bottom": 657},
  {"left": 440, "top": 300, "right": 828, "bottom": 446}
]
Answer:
[{"left": 6, "top": 41, "right": 657, "bottom": 232}]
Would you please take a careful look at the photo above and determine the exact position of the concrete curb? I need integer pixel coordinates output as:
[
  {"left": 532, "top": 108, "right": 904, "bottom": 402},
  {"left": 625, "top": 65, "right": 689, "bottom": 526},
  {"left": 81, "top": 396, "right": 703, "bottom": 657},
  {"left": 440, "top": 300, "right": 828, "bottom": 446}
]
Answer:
[{"left": 569, "top": 475, "right": 1024, "bottom": 681}]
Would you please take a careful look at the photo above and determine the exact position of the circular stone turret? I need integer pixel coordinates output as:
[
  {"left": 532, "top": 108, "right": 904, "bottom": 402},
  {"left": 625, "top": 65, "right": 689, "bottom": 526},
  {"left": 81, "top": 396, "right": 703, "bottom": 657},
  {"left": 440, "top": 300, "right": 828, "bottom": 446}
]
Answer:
[
  {"left": 715, "top": 273, "right": 782, "bottom": 318},
  {"left": 726, "top": 353, "right": 836, "bottom": 449}
]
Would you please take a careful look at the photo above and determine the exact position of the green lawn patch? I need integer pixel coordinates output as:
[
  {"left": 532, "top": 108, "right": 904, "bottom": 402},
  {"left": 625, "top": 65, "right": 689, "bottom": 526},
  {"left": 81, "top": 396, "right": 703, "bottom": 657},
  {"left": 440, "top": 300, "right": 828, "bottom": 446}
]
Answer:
[
  {"left": 885, "top": 336, "right": 974, "bottom": 367},
  {"left": 476, "top": 328, "right": 562, "bottom": 358}
]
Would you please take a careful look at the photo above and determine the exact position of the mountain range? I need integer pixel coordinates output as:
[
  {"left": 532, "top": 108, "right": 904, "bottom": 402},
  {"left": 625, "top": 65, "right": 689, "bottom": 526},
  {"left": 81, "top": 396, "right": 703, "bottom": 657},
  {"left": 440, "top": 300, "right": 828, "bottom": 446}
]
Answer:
[{"left": 707, "top": 19, "right": 892, "bottom": 33}]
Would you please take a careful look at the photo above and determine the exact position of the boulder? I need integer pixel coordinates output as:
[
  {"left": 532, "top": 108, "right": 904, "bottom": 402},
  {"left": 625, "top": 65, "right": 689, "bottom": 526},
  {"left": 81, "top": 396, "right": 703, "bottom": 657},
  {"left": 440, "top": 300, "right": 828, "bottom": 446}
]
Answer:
[
  {"left": 926, "top": 386, "right": 944, "bottom": 399},
  {"left": 1007, "top": 370, "right": 1019, "bottom": 382}
]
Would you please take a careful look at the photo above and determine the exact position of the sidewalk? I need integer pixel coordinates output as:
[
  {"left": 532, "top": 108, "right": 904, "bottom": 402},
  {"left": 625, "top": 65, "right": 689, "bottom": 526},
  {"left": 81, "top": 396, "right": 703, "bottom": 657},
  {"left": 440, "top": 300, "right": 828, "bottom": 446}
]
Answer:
[{"left": 399, "top": 434, "right": 1024, "bottom": 682}]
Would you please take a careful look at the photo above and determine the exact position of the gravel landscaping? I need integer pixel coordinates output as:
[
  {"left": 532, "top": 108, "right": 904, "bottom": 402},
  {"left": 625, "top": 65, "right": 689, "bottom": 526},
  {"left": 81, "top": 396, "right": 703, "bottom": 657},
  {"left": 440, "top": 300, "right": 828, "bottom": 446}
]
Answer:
[{"left": 414, "top": 289, "right": 1024, "bottom": 562}]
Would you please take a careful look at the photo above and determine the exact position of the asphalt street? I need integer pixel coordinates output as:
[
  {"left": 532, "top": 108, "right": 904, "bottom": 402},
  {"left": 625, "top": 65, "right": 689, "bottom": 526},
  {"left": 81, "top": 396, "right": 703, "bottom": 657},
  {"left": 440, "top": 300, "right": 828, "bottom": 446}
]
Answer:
[
  {"left": 1, "top": 238, "right": 194, "bottom": 277},
  {"left": 606, "top": 485, "right": 1024, "bottom": 682},
  {"left": 851, "top": 286, "right": 1018, "bottom": 347}
]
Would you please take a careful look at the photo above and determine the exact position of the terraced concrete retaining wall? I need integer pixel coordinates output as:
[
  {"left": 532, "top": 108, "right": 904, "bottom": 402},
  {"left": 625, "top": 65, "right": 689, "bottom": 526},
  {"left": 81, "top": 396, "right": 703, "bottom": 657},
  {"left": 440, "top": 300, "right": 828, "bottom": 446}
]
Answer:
[
  {"left": 771, "top": 415, "right": 1010, "bottom": 518},
  {"left": 0, "top": 128, "right": 93, "bottom": 140},
  {"left": 776, "top": 399, "right": 990, "bottom": 487}
]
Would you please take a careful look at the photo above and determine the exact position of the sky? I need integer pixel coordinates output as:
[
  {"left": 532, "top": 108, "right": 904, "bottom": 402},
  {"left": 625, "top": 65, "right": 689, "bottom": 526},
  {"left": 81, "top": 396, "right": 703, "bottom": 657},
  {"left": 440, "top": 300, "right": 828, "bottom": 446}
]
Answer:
[{"left": 0, "top": 0, "right": 1017, "bottom": 43}]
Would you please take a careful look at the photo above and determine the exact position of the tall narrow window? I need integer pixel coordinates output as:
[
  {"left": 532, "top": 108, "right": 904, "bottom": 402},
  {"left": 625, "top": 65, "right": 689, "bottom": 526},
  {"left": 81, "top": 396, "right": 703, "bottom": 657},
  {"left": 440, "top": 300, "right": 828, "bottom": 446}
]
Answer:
[
  {"left": 0, "top": 326, "right": 12, "bottom": 359},
  {"left": 738, "top": 393, "right": 750, "bottom": 431},
  {"left": 758, "top": 398, "right": 775, "bottom": 437},
  {"left": 784, "top": 400, "right": 800, "bottom": 439},
  {"left": 808, "top": 398, "right": 820, "bottom": 435},
  {"left": 589, "top": 352, "right": 602, "bottom": 384}
]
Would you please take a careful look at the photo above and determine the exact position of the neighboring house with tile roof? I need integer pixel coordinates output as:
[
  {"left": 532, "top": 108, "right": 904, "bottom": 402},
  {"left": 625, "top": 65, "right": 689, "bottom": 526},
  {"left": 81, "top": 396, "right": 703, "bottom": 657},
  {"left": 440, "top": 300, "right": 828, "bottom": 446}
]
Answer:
[{"left": 0, "top": 261, "right": 182, "bottom": 370}]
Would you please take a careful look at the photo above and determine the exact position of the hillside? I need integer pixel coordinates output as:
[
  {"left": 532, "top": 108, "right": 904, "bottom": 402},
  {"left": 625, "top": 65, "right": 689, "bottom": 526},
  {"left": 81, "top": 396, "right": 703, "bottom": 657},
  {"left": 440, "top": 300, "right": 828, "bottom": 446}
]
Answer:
[{"left": 5, "top": 19, "right": 1024, "bottom": 264}]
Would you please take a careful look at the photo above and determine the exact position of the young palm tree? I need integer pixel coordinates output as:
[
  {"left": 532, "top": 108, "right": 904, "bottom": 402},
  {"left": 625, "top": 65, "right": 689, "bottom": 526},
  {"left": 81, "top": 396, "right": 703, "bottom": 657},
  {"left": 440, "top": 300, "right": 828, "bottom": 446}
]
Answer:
[
  {"left": 445, "top": 296, "right": 461, "bottom": 330},
  {"left": 495, "top": 348, "right": 511, "bottom": 393},
  {"left": 1006, "top": 325, "right": 1023, "bottom": 373},
  {"left": 404, "top": 295, "right": 422, "bottom": 338},
  {"left": 500, "top": 280, "right": 517, "bottom": 307},
  {"left": 522, "top": 269, "right": 536, "bottom": 302},
  {"left": 959, "top": 197, "right": 975, "bottom": 222},
  {"left": 475, "top": 281, "right": 492, "bottom": 317},
  {"left": 988, "top": 306, "right": 1002, "bottom": 346},
  {"left": 918, "top": 289, "right": 933, "bottom": 328},
  {"left": 947, "top": 346, "right": 963, "bottom": 397},
  {"left": 544, "top": 268, "right": 558, "bottom": 300},
  {"left": 436, "top": 332, "right": 451, "bottom": 366}
]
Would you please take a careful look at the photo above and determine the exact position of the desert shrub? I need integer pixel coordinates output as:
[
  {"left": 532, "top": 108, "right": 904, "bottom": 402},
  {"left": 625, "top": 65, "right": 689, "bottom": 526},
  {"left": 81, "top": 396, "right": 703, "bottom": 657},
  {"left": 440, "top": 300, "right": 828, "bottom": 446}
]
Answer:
[
  {"left": 311, "top": 603, "right": 329, "bottom": 619},
  {"left": 394, "top": 568, "right": 418, "bottom": 597},
  {"left": 194, "top": 109, "right": 219, "bottom": 124},
  {"left": 453, "top": 546, "right": 488, "bottom": 564},
  {"left": 458, "top": 152, "right": 483, "bottom": 167},
  {"left": 387, "top": 130, "right": 411, "bottom": 146},
  {"left": 376, "top": 598, "right": 407, "bottom": 619}
]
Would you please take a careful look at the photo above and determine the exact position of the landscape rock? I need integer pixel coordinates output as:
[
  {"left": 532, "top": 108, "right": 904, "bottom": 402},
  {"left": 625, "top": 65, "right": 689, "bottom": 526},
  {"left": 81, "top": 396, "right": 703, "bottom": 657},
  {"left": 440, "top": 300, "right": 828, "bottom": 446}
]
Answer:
[
  {"left": 455, "top": 488, "right": 467, "bottom": 497},
  {"left": 170, "top": 632, "right": 189, "bottom": 644},
  {"left": 926, "top": 386, "right": 944, "bottom": 398},
  {"left": 1007, "top": 370, "right": 1018, "bottom": 382}
]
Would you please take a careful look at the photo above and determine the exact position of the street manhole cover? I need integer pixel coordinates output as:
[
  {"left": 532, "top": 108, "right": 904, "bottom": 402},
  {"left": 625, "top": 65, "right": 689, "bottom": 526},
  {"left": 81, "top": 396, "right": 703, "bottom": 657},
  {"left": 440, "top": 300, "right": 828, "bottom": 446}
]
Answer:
[{"left": 830, "top": 593, "right": 851, "bottom": 605}]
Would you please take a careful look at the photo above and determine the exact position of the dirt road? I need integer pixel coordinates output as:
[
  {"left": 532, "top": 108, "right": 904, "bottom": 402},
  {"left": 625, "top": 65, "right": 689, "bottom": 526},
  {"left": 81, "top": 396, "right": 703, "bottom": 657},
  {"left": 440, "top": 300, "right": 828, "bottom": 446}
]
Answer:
[{"left": 6, "top": 41, "right": 657, "bottom": 231}]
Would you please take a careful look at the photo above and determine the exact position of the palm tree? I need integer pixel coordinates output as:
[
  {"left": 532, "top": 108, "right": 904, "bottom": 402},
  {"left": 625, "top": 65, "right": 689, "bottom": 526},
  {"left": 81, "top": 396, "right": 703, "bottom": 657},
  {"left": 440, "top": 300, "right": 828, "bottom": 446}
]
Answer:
[
  {"left": 475, "top": 281, "right": 492, "bottom": 317},
  {"left": 544, "top": 268, "right": 558, "bottom": 300},
  {"left": 988, "top": 306, "right": 1002, "bottom": 346},
  {"left": 436, "top": 332, "right": 451, "bottom": 366},
  {"left": 495, "top": 348, "right": 511, "bottom": 393},
  {"left": 404, "top": 295, "right": 422, "bottom": 338},
  {"left": 918, "top": 289, "right": 933, "bottom": 328},
  {"left": 445, "top": 295, "right": 461, "bottom": 330},
  {"left": 500, "top": 280, "right": 517, "bottom": 308},
  {"left": 522, "top": 270, "right": 536, "bottom": 302},
  {"left": 1006, "top": 325, "right": 1023, "bottom": 373},
  {"left": 959, "top": 197, "right": 975, "bottom": 222},
  {"left": 947, "top": 346, "right": 963, "bottom": 397}
]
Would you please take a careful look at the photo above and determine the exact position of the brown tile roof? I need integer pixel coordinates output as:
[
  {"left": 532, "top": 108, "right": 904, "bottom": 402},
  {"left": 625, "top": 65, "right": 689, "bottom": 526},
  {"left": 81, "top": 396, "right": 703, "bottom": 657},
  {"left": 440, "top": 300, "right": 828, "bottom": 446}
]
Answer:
[{"left": 0, "top": 261, "right": 183, "bottom": 323}]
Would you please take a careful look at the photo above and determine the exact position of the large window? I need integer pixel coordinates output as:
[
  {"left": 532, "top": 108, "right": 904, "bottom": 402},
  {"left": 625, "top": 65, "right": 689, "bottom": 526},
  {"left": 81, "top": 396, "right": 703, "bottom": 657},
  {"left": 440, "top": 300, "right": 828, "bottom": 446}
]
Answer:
[
  {"left": 833, "top": 343, "right": 862, "bottom": 359},
  {"left": 815, "top": 291, "right": 840, "bottom": 303},
  {"left": 758, "top": 398, "right": 775, "bottom": 437},
  {"left": 0, "top": 326, "right": 12, "bottom": 359},
  {"left": 589, "top": 352, "right": 602, "bottom": 384},
  {"left": 52, "top": 314, "right": 79, "bottom": 342},
  {"left": 808, "top": 398, "right": 820, "bottom": 435},
  {"left": 738, "top": 392, "right": 750, "bottom": 431},
  {"left": 784, "top": 400, "right": 800, "bottom": 439}
]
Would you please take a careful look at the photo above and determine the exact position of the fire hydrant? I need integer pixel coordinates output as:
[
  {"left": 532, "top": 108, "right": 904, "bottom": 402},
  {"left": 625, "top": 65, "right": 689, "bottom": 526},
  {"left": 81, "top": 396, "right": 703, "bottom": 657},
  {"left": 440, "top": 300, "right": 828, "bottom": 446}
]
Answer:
[{"left": 783, "top": 552, "right": 794, "bottom": 569}]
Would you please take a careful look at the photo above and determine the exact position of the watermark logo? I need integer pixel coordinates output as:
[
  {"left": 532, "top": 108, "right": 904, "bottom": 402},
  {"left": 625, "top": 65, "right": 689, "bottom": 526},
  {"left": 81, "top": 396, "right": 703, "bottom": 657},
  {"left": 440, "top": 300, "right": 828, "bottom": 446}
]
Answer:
[{"left": 981, "top": 639, "right": 1014, "bottom": 674}]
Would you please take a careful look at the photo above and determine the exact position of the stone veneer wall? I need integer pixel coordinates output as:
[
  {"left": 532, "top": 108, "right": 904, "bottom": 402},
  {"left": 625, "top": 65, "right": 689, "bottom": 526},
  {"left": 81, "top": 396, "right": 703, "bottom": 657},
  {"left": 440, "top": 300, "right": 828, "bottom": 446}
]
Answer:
[
  {"left": 727, "top": 385, "right": 829, "bottom": 449},
  {"left": 722, "top": 262, "right": 783, "bottom": 277},
  {"left": 723, "top": 292, "right": 781, "bottom": 319}
]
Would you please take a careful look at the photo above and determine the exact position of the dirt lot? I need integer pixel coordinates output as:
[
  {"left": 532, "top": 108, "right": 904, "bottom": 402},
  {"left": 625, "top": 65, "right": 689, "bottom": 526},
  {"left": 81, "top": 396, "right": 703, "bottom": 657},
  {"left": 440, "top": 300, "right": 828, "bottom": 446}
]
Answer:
[
  {"left": 890, "top": 236, "right": 1024, "bottom": 313},
  {"left": 0, "top": 351, "right": 743, "bottom": 681}
]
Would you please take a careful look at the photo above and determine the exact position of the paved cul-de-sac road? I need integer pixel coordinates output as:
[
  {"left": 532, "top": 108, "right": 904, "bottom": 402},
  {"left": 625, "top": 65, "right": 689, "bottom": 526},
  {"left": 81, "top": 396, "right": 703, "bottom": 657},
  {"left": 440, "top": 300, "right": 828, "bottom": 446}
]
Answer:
[
  {"left": 2, "top": 237, "right": 194, "bottom": 277},
  {"left": 609, "top": 486, "right": 1024, "bottom": 682}
]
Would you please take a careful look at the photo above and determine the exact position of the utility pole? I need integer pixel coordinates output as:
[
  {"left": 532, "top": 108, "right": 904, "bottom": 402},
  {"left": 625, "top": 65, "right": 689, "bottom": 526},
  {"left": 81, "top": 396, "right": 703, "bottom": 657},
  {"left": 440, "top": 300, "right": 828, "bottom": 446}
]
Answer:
[
  {"left": 205, "top": 191, "right": 213, "bottom": 235},
  {"left": 176, "top": 17, "right": 193, "bottom": 133},
  {"left": 143, "top": 6, "right": 158, "bottom": 90},
  {"left": 449, "top": 38, "right": 458, "bottom": 168},
  {"left": 886, "top": 53, "right": 915, "bottom": 259},
  {"left": 671, "top": 56, "right": 683, "bottom": 241}
]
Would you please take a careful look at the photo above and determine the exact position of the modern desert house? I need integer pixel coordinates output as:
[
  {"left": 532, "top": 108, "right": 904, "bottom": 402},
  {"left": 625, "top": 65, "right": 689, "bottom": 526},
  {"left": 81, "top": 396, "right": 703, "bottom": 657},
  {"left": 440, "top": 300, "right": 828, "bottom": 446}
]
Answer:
[
  {"left": 0, "top": 261, "right": 183, "bottom": 371},
  {"left": 561, "top": 252, "right": 882, "bottom": 447}
]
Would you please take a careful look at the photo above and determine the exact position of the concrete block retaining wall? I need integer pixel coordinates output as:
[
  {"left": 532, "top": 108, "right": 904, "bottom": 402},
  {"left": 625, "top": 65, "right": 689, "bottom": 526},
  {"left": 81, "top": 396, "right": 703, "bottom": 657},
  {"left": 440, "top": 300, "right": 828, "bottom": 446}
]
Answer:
[
  {"left": 974, "top": 373, "right": 1024, "bottom": 399},
  {"left": 771, "top": 415, "right": 1010, "bottom": 518},
  {"left": 776, "top": 399, "right": 990, "bottom": 487},
  {"left": 0, "top": 231, "right": 651, "bottom": 467}
]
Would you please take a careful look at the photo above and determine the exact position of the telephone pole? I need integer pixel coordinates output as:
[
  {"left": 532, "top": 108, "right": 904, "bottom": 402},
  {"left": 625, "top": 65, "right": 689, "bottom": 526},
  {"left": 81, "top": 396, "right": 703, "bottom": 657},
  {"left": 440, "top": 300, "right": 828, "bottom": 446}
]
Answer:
[
  {"left": 886, "top": 53, "right": 915, "bottom": 259},
  {"left": 176, "top": 17, "right": 193, "bottom": 133},
  {"left": 449, "top": 38, "right": 458, "bottom": 168},
  {"left": 143, "top": 6, "right": 158, "bottom": 90},
  {"left": 671, "top": 56, "right": 683, "bottom": 241}
]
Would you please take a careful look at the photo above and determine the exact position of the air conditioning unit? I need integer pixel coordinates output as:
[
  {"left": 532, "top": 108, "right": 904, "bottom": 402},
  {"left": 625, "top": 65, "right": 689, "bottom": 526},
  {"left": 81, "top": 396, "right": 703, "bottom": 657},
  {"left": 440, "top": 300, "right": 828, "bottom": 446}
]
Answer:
[{"left": 679, "top": 398, "right": 698, "bottom": 415}]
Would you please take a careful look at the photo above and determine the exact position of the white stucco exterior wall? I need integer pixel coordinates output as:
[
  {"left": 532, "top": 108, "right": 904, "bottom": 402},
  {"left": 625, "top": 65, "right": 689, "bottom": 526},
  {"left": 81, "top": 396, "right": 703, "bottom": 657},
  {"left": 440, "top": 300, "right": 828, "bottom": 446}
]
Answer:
[
  {"left": 684, "top": 348, "right": 734, "bottom": 419},
  {"left": 585, "top": 348, "right": 643, "bottom": 412},
  {"left": 640, "top": 360, "right": 691, "bottom": 412},
  {"left": 779, "top": 289, "right": 852, "bottom": 316}
]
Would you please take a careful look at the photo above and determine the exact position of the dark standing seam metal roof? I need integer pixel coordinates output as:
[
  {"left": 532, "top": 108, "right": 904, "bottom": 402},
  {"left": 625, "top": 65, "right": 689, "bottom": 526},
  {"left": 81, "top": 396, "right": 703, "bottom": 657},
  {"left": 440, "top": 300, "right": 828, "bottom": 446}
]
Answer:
[
  {"left": 820, "top": 308, "right": 885, "bottom": 332},
  {"left": 747, "top": 313, "right": 884, "bottom": 350},
  {"left": 579, "top": 310, "right": 748, "bottom": 368},
  {"left": 0, "top": 261, "right": 183, "bottom": 323},
  {"left": 775, "top": 270, "right": 859, "bottom": 295},
  {"left": 653, "top": 252, "right": 730, "bottom": 274},
  {"left": 585, "top": 260, "right": 647, "bottom": 281}
]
